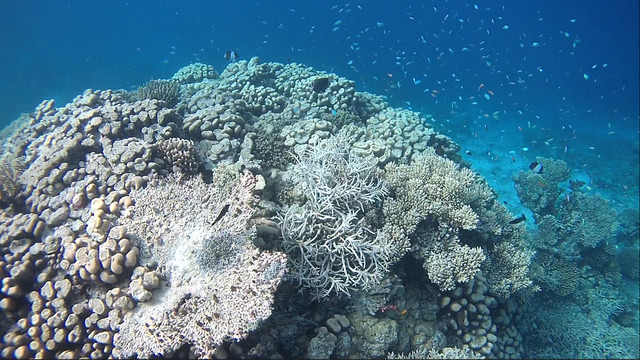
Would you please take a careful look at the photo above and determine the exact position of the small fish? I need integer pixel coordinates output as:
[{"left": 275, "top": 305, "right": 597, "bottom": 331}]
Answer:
[
  {"left": 529, "top": 161, "right": 543, "bottom": 174},
  {"left": 213, "top": 204, "right": 230, "bottom": 225},
  {"left": 509, "top": 213, "right": 526, "bottom": 225},
  {"left": 312, "top": 77, "right": 330, "bottom": 92},
  {"left": 224, "top": 50, "right": 239, "bottom": 62}
]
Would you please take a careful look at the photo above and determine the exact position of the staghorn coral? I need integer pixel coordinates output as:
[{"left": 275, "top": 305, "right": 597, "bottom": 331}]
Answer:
[
  {"left": 114, "top": 166, "right": 287, "bottom": 358},
  {"left": 278, "top": 134, "right": 398, "bottom": 299}
]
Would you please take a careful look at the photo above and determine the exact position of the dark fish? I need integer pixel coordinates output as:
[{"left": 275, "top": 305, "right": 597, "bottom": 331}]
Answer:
[
  {"left": 509, "top": 213, "right": 526, "bottom": 225},
  {"left": 529, "top": 161, "right": 543, "bottom": 174},
  {"left": 224, "top": 50, "right": 239, "bottom": 62},
  {"left": 213, "top": 203, "right": 230, "bottom": 225},
  {"left": 312, "top": 77, "right": 330, "bottom": 92}
]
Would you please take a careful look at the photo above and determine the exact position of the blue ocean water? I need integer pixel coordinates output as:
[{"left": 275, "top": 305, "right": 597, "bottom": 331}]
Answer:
[{"left": 1, "top": 1, "right": 638, "bottom": 358}]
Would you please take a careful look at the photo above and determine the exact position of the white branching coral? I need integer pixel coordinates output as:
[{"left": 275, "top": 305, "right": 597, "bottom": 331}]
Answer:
[
  {"left": 113, "top": 166, "right": 287, "bottom": 358},
  {"left": 278, "top": 134, "right": 398, "bottom": 299}
]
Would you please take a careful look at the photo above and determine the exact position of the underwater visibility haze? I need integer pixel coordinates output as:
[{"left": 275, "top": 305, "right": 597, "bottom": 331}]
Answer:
[{"left": 0, "top": 1, "right": 638, "bottom": 359}]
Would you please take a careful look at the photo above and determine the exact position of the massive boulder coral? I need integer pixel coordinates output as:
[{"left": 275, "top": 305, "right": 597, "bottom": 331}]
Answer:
[{"left": 113, "top": 166, "right": 287, "bottom": 358}]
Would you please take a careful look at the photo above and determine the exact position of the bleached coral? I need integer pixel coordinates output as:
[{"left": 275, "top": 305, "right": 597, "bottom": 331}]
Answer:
[
  {"left": 278, "top": 134, "right": 398, "bottom": 299},
  {"left": 113, "top": 166, "right": 287, "bottom": 358}
]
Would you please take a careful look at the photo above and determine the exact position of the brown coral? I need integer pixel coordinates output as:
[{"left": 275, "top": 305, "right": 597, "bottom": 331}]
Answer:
[{"left": 0, "top": 155, "right": 23, "bottom": 203}]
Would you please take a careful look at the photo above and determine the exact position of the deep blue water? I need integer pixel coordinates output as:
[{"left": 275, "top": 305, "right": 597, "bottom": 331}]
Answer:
[{"left": 2, "top": 1, "right": 638, "bottom": 130}]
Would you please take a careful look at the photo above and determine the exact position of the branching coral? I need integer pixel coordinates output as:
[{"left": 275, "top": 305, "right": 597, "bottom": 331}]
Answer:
[
  {"left": 530, "top": 214, "right": 561, "bottom": 249},
  {"left": 416, "top": 225, "right": 486, "bottom": 291},
  {"left": 529, "top": 251, "right": 579, "bottom": 296},
  {"left": 513, "top": 156, "right": 570, "bottom": 218},
  {"left": 278, "top": 134, "right": 397, "bottom": 299},
  {"left": 482, "top": 241, "right": 535, "bottom": 298},
  {"left": 382, "top": 148, "right": 533, "bottom": 296},
  {"left": 383, "top": 148, "right": 485, "bottom": 232},
  {"left": 559, "top": 192, "right": 618, "bottom": 248}
]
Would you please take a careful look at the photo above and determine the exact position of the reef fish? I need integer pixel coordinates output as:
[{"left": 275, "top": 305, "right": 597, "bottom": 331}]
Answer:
[
  {"left": 509, "top": 213, "right": 526, "bottom": 225},
  {"left": 312, "top": 77, "right": 330, "bottom": 92},
  {"left": 529, "top": 162, "right": 543, "bottom": 174},
  {"left": 224, "top": 50, "right": 239, "bottom": 62}
]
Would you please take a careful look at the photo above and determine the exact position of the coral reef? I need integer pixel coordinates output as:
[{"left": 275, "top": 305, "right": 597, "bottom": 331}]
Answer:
[{"left": 3, "top": 57, "right": 629, "bottom": 359}]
